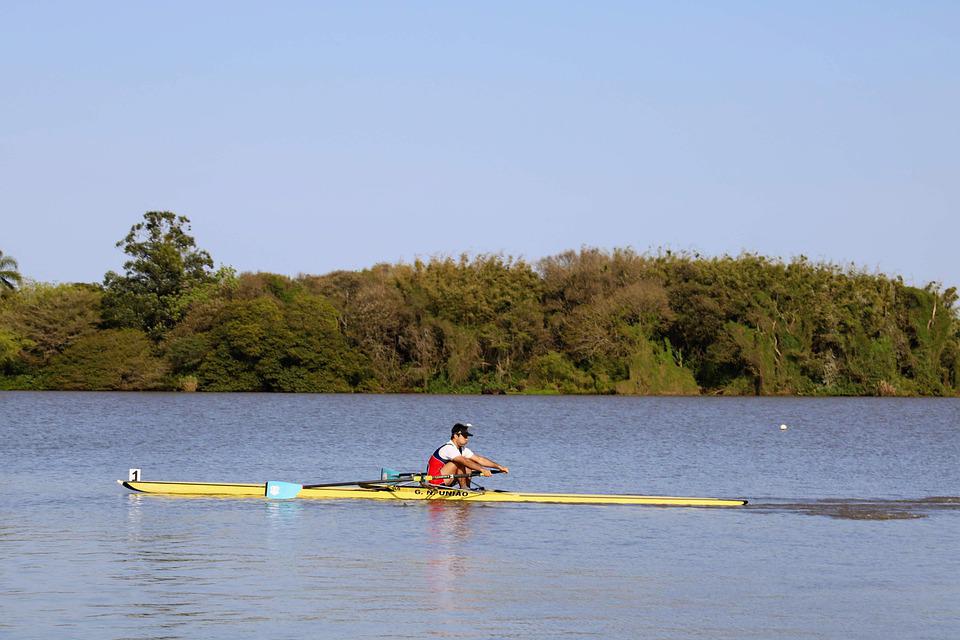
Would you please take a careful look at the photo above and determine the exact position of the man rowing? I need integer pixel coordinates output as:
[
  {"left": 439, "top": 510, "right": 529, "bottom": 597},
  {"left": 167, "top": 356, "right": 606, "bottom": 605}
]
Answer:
[{"left": 426, "top": 423, "right": 509, "bottom": 488}]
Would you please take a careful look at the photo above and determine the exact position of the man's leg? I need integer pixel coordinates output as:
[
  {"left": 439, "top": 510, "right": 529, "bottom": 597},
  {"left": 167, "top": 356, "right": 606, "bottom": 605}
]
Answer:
[{"left": 437, "top": 461, "right": 471, "bottom": 488}]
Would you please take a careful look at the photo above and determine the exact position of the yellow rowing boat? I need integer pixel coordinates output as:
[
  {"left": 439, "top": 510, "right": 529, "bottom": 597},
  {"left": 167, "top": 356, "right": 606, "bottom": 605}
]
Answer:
[{"left": 118, "top": 480, "right": 748, "bottom": 507}]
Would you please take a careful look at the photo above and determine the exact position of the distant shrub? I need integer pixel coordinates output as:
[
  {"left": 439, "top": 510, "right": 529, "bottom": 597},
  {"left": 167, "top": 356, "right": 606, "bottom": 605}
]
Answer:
[
  {"left": 614, "top": 339, "right": 700, "bottom": 395},
  {"left": 525, "top": 351, "right": 594, "bottom": 394},
  {"left": 43, "top": 328, "right": 168, "bottom": 390}
]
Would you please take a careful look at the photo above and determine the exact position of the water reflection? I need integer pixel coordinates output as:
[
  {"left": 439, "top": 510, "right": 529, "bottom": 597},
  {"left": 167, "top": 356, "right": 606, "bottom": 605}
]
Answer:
[
  {"left": 425, "top": 502, "right": 475, "bottom": 608},
  {"left": 263, "top": 499, "right": 304, "bottom": 522},
  {"left": 125, "top": 493, "right": 144, "bottom": 531}
]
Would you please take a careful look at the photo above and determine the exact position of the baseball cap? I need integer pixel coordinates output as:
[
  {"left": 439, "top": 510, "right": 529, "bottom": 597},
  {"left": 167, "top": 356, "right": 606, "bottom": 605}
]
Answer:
[{"left": 451, "top": 423, "right": 474, "bottom": 437}]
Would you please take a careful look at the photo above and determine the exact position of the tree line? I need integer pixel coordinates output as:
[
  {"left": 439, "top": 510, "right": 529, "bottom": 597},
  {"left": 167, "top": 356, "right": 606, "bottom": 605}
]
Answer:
[{"left": 2, "top": 212, "right": 958, "bottom": 395}]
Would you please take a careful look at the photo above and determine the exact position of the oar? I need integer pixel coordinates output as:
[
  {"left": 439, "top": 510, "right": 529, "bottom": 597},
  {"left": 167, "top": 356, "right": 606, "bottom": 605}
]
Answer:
[
  {"left": 265, "top": 475, "right": 412, "bottom": 499},
  {"left": 264, "top": 468, "right": 421, "bottom": 498},
  {"left": 265, "top": 470, "right": 504, "bottom": 500}
]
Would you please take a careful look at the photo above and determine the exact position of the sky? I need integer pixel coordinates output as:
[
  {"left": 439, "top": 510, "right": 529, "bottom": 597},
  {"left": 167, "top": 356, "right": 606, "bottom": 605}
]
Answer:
[{"left": 2, "top": 2, "right": 958, "bottom": 288}]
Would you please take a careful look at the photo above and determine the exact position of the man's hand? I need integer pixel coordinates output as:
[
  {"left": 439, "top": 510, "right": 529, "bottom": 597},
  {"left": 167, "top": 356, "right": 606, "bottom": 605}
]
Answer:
[
  {"left": 498, "top": 466, "right": 509, "bottom": 474},
  {"left": 480, "top": 469, "right": 492, "bottom": 477}
]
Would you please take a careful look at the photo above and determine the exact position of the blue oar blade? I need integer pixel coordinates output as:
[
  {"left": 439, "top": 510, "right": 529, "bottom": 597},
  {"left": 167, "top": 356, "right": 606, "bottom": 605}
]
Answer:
[
  {"left": 265, "top": 481, "right": 303, "bottom": 500},
  {"left": 380, "top": 468, "right": 401, "bottom": 480}
]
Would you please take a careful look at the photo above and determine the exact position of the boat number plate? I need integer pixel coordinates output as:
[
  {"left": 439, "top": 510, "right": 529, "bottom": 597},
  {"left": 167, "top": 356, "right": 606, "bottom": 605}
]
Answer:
[{"left": 128, "top": 468, "right": 141, "bottom": 481}]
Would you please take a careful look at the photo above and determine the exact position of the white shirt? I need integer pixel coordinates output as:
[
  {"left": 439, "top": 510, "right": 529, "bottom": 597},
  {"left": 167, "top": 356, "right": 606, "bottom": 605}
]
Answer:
[{"left": 435, "top": 440, "right": 474, "bottom": 462}]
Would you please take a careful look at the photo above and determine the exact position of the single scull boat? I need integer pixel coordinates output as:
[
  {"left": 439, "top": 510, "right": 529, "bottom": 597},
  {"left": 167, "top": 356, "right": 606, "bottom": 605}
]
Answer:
[{"left": 118, "top": 474, "right": 747, "bottom": 507}]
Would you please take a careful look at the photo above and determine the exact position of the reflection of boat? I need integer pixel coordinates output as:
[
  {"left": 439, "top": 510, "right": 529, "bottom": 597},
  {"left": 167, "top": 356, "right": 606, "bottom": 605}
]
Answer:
[{"left": 118, "top": 480, "right": 748, "bottom": 507}]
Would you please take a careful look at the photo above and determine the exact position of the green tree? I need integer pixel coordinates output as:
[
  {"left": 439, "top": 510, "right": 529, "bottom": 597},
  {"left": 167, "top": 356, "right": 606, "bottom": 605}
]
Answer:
[
  {"left": 43, "top": 328, "right": 168, "bottom": 390},
  {"left": 400, "top": 255, "right": 547, "bottom": 388},
  {"left": 525, "top": 351, "right": 594, "bottom": 393},
  {"left": 562, "top": 281, "right": 672, "bottom": 364},
  {"left": 102, "top": 212, "right": 214, "bottom": 338},
  {"left": 306, "top": 267, "right": 412, "bottom": 391},
  {"left": 0, "top": 328, "right": 28, "bottom": 375},
  {"left": 167, "top": 273, "right": 368, "bottom": 391},
  {"left": 0, "top": 283, "right": 102, "bottom": 369},
  {"left": 0, "top": 250, "right": 22, "bottom": 293}
]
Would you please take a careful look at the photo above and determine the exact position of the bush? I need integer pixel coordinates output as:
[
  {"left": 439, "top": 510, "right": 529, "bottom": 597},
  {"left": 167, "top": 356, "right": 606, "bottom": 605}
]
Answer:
[{"left": 43, "top": 329, "right": 168, "bottom": 390}]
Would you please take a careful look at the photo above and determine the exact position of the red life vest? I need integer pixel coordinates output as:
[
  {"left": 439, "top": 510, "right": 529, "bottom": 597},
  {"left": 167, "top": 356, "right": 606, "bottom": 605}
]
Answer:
[{"left": 426, "top": 442, "right": 464, "bottom": 485}]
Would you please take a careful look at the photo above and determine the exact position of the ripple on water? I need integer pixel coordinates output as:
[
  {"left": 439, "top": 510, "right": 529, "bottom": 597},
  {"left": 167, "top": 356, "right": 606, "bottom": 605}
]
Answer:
[{"left": 746, "top": 496, "right": 960, "bottom": 520}]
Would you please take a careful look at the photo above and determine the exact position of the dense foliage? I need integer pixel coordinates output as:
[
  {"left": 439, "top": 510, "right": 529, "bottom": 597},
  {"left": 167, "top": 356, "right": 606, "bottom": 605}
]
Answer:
[{"left": 2, "top": 217, "right": 958, "bottom": 395}]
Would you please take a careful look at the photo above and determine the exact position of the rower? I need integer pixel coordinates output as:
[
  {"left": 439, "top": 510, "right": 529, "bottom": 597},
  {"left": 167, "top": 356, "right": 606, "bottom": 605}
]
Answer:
[{"left": 426, "top": 423, "right": 509, "bottom": 488}]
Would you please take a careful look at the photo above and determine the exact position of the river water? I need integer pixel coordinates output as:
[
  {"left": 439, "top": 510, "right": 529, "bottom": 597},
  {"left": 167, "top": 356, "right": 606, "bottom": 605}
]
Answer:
[{"left": 1, "top": 392, "right": 958, "bottom": 639}]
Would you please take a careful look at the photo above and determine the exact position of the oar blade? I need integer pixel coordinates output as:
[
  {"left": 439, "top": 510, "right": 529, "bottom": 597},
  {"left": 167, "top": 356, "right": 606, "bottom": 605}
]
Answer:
[
  {"left": 380, "top": 468, "right": 403, "bottom": 481},
  {"left": 265, "top": 481, "right": 303, "bottom": 500}
]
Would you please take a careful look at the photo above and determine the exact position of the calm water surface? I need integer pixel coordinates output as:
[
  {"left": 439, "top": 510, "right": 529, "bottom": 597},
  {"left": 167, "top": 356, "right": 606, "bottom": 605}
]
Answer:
[{"left": 1, "top": 393, "right": 958, "bottom": 639}]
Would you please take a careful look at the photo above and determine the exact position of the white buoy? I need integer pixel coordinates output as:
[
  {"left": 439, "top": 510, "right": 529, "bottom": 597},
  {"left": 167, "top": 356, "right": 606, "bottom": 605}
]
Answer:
[{"left": 779, "top": 424, "right": 789, "bottom": 431}]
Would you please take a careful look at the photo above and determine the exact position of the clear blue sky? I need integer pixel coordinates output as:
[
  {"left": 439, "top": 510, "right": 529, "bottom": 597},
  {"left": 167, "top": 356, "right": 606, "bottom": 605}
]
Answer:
[{"left": 3, "top": 2, "right": 958, "bottom": 288}]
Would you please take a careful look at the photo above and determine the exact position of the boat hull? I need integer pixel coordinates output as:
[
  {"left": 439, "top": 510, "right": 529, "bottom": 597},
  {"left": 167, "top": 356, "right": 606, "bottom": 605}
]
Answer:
[{"left": 119, "top": 480, "right": 747, "bottom": 506}]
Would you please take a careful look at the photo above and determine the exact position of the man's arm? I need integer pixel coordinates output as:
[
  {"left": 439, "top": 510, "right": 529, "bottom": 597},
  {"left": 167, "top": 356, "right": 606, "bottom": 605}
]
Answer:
[
  {"left": 458, "top": 454, "right": 510, "bottom": 476},
  {"left": 452, "top": 455, "right": 489, "bottom": 473}
]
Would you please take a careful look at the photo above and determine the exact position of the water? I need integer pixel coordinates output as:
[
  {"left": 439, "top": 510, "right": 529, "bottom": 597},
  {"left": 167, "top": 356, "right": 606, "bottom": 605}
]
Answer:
[{"left": 1, "top": 393, "right": 958, "bottom": 639}]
